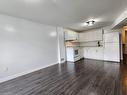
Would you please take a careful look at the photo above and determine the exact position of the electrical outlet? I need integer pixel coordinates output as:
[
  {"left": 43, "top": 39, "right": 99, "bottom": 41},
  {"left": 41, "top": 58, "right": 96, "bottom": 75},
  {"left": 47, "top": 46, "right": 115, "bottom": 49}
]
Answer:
[{"left": 61, "top": 58, "right": 64, "bottom": 61}]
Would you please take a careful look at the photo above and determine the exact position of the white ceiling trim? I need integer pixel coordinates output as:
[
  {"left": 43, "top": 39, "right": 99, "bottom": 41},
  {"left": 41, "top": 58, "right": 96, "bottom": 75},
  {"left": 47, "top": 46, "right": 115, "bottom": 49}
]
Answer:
[{"left": 112, "top": 9, "right": 127, "bottom": 29}]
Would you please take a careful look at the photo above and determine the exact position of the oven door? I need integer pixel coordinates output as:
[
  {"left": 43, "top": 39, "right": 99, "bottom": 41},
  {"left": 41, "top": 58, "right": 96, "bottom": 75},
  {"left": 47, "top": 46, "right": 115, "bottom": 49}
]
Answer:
[{"left": 74, "top": 49, "right": 79, "bottom": 58}]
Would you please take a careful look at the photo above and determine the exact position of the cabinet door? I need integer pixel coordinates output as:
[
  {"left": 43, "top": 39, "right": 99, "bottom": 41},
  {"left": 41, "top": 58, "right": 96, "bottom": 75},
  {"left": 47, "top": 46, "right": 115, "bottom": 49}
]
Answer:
[
  {"left": 65, "top": 31, "right": 69, "bottom": 40},
  {"left": 79, "top": 29, "right": 102, "bottom": 42},
  {"left": 65, "top": 31, "right": 73, "bottom": 40},
  {"left": 104, "top": 43, "right": 120, "bottom": 62},
  {"left": 74, "top": 32, "right": 79, "bottom": 40},
  {"left": 65, "top": 30, "right": 78, "bottom": 40},
  {"left": 79, "top": 32, "right": 89, "bottom": 42},
  {"left": 83, "top": 48, "right": 89, "bottom": 58},
  {"left": 93, "top": 30, "right": 103, "bottom": 41},
  {"left": 68, "top": 31, "right": 74, "bottom": 40},
  {"left": 80, "top": 47, "right": 84, "bottom": 58}
]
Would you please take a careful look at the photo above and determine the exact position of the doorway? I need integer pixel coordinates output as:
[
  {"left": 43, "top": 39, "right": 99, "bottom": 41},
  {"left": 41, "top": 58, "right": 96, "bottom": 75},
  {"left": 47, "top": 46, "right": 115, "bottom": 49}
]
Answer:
[{"left": 122, "top": 26, "right": 127, "bottom": 64}]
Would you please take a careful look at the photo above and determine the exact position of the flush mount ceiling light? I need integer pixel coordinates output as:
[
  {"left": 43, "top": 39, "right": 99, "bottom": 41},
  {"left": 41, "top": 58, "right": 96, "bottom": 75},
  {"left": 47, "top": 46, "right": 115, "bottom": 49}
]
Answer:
[
  {"left": 86, "top": 20, "right": 95, "bottom": 26},
  {"left": 82, "top": 19, "right": 95, "bottom": 26}
]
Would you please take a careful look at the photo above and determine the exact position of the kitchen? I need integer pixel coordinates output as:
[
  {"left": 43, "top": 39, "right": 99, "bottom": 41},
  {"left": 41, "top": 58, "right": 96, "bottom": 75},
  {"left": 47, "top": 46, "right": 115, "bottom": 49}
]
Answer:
[{"left": 64, "top": 28, "right": 120, "bottom": 63}]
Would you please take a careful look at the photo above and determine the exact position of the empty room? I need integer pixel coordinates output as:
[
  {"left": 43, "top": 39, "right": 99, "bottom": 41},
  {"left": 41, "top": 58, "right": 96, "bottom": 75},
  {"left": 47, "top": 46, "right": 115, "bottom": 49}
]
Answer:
[{"left": 0, "top": 0, "right": 127, "bottom": 95}]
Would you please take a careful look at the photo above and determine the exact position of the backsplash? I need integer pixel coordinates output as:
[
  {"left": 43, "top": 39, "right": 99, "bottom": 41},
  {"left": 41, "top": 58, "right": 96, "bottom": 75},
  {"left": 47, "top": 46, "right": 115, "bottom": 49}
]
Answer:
[
  {"left": 65, "top": 41, "right": 103, "bottom": 47},
  {"left": 80, "top": 41, "right": 103, "bottom": 47},
  {"left": 65, "top": 41, "right": 80, "bottom": 47}
]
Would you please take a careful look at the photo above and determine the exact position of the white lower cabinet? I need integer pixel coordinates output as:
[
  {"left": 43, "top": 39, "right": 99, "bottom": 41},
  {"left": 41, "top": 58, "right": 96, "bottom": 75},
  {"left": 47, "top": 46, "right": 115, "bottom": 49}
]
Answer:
[
  {"left": 83, "top": 43, "right": 120, "bottom": 62},
  {"left": 83, "top": 47, "right": 103, "bottom": 60}
]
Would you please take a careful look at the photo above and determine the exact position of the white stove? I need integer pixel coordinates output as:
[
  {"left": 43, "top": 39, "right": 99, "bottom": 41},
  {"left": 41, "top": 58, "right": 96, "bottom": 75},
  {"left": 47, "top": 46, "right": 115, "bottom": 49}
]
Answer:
[{"left": 66, "top": 46, "right": 81, "bottom": 62}]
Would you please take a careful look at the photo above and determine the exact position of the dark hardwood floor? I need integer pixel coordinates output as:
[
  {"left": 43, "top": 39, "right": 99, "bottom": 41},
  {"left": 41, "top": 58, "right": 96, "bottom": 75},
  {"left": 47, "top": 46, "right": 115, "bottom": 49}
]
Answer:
[
  {"left": 0, "top": 59, "right": 126, "bottom": 95},
  {"left": 121, "top": 63, "right": 127, "bottom": 95},
  {"left": 123, "top": 54, "right": 127, "bottom": 64}
]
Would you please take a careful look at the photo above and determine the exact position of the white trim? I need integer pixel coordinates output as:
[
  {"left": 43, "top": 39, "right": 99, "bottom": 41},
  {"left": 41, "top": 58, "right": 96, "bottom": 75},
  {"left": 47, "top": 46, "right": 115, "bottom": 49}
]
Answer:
[
  {"left": 57, "top": 27, "right": 61, "bottom": 64},
  {"left": 57, "top": 27, "right": 66, "bottom": 64},
  {"left": 0, "top": 62, "right": 58, "bottom": 83},
  {"left": 112, "top": 9, "right": 127, "bottom": 28}
]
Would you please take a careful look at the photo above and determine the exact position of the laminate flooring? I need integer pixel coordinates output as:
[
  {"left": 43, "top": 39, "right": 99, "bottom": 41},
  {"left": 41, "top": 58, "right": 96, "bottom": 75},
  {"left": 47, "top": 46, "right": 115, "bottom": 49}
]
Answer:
[{"left": 0, "top": 59, "right": 125, "bottom": 95}]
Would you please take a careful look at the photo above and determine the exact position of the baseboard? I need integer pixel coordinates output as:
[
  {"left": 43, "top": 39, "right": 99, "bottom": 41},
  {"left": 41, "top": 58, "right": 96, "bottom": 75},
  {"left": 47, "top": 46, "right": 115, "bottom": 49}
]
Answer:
[
  {"left": 80, "top": 58, "right": 85, "bottom": 60},
  {"left": 0, "top": 62, "right": 58, "bottom": 83},
  {"left": 84, "top": 58, "right": 104, "bottom": 61},
  {"left": 103, "top": 60, "right": 120, "bottom": 63},
  {"left": 84, "top": 58, "right": 120, "bottom": 63}
]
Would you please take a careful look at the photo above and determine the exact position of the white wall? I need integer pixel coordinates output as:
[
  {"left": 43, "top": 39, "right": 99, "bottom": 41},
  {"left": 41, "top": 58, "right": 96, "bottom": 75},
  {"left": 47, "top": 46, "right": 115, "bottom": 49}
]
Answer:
[{"left": 0, "top": 14, "right": 59, "bottom": 82}]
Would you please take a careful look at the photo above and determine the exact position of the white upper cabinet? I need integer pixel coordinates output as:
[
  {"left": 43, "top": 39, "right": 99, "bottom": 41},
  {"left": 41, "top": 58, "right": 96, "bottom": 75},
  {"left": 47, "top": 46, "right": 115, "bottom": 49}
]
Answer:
[
  {"left": 79, "top": 29, "right": 103, "bottom": 42},
  {"left": 64, "top": 29, "right": 79, "bottom": 41}
]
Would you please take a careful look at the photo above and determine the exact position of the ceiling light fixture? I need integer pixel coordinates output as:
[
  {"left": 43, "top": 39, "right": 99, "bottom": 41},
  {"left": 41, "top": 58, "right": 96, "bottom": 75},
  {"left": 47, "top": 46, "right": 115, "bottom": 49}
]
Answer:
[
  {"left": 87, "top": 20, "right": 95, "bottom": 26},
  {"left": 82, "top": 19, "right": 95, "bottom": 26}
]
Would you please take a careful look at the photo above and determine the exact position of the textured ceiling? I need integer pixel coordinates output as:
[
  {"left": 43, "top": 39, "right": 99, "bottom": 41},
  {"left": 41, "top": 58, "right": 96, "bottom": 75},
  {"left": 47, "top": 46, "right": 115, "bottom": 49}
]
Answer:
[{"left": 0, "top": 0, "right": 126, "bottom": 31}]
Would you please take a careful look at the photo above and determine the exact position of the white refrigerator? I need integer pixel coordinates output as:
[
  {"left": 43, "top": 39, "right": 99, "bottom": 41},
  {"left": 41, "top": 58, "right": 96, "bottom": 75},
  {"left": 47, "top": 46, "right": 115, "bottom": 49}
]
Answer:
[{"left": 103, "top": 32, "right": 120, "bottom": 62}]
